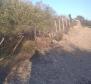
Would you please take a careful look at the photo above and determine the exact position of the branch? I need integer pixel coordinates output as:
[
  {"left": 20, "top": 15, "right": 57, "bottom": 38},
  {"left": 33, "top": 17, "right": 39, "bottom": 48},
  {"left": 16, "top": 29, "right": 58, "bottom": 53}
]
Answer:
[
  {"left": 0, "top": 37, "right": 4, "bottom": 46},
  {"left": 12, "top": 35, "right": 24, "bottom": 54}
]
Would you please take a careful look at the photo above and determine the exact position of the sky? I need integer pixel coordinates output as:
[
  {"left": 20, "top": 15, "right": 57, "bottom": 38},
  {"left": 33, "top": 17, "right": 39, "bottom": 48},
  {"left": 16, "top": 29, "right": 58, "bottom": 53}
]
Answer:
[{"left": 28, "top": 0, "right": 91, "bottom": 20}]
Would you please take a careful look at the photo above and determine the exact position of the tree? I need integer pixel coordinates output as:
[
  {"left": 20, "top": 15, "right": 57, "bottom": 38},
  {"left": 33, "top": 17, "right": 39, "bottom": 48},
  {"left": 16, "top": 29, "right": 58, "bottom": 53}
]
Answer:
[{"left": 75, "top": 16, "right": 85, "bottom": 26}]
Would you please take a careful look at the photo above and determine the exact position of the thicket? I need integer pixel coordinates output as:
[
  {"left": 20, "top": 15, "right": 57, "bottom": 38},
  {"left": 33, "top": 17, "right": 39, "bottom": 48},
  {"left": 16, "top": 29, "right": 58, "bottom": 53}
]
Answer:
[{"left": 0, "top": 0, "right": 56, "bottom": 58}]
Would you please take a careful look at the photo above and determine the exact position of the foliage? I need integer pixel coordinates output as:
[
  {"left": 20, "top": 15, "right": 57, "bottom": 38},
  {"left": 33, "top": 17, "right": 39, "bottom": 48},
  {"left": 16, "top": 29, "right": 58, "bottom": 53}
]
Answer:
[
  {"left": 0, "top": 0, "right": 56, "bottom": 57},
  {"left": 0, "top": 0, "right": 56, "bottom": 34}
]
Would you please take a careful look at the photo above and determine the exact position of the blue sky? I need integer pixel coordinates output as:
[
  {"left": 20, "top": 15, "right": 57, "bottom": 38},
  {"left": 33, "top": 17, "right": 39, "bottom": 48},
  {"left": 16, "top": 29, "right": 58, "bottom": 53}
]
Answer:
[{"left": 28, "top": 0, "right": 91, "bottom": 19}]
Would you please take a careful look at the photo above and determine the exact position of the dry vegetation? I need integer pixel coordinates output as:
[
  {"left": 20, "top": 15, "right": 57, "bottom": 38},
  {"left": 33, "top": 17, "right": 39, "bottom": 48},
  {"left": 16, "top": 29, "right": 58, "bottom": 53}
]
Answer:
[
  {"left": 0, "top": 0, "right": 91, "bottom": 84},
  {"left": 0, "top": 0, "right": 71, "bottom": 62}
]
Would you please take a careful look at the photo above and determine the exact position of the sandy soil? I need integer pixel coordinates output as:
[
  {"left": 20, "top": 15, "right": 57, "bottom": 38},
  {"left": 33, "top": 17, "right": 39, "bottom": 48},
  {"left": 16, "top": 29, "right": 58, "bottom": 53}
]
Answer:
[{"left": 60, "top": 25, "right": 91, "bottom": 52}]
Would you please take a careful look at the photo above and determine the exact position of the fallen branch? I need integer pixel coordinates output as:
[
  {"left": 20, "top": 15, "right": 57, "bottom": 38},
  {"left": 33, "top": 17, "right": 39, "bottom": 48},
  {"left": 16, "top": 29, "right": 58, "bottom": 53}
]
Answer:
[
  {"left": 0, "top": 37, "right": 4, "bottom": 46},
  {"left": 12, "top": 35, "right": 24, "bottom": 54}
]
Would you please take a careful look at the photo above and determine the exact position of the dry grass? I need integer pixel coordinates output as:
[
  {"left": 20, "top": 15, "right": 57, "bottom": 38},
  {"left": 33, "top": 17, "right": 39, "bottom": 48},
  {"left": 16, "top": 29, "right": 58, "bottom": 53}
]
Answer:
[
  {"left": 36, "top": 37, "right": 51, "bottom": 49},
  {"left": 22, "top": 40, "right": 36, "bottom": 53}
]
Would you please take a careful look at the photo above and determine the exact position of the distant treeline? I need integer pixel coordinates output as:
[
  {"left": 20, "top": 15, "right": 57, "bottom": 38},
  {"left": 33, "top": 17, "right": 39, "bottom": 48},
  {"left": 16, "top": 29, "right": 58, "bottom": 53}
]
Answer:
[{"left": 75, "top": 16, "right": 91, "bottom": 27}]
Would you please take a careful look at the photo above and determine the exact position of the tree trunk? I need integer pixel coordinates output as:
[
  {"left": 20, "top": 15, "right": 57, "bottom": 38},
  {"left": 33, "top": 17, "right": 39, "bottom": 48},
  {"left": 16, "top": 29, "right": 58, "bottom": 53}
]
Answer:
[
  {"left": 58, "top": 17, "right": 61, "bottom": 31},
  {"left": 62, "top": 17, "right": 65, "bottom": 33},
  {"left": 54, "top": 20, "right": 58, "bottom": 32}
]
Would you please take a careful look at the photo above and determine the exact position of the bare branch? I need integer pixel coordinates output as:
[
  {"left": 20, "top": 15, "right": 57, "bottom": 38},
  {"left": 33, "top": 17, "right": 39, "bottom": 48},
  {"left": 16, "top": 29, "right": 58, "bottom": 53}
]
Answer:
[
  {"left": 12, "top": 35, "right": 24, "bottom": 54},
  {"left": 0, "top": 37, "right": 4, "bottom": 46}
]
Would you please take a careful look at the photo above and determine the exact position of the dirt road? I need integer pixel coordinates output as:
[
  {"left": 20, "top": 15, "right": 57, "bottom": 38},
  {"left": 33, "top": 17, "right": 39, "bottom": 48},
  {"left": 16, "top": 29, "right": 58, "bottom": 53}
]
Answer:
[{"left": 3, "top": 26, "right": 91, "bottom": 84}]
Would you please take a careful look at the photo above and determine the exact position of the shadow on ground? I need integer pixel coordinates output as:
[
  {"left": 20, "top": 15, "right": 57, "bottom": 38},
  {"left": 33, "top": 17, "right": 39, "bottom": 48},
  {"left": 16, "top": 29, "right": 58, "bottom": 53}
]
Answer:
[
  {"left": 0, "top": 63, "right": 12, "bottom": 84},
  {"left": 29, "top": 46, "right": 91, "bottom": 84}
]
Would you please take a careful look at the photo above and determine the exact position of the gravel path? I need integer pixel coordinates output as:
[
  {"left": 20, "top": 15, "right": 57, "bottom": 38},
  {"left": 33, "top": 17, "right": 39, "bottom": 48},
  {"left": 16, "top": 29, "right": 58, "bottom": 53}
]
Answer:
[{"left": 29, "top": 47, "right": 91, "bottom": 84}]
